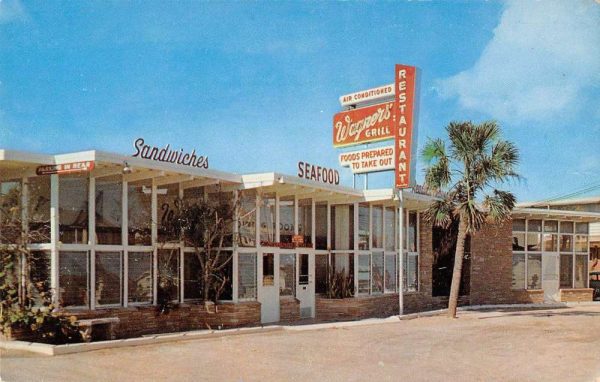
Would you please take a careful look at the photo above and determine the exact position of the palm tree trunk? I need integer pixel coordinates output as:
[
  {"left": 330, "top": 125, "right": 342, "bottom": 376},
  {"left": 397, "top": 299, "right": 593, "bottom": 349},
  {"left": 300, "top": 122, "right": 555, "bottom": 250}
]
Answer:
[{"left": 448, "top": 217, "right": 467, "bottom": 318}]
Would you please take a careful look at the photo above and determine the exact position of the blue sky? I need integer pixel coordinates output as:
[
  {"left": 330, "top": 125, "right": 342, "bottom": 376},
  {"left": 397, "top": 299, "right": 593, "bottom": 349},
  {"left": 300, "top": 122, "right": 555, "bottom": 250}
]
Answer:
[{"left": 0, "top": 0, "right": 598, "bottom": 202}]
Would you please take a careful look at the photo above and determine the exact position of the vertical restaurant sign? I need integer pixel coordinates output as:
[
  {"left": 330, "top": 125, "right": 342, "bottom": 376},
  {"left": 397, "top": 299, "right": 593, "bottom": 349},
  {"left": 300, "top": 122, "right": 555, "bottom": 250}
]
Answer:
[
  {"left": 36, "top": 161, "right": 95, "bottom": 176},
  {"left": 394, "top": 64, "right": 416, "bottom": 189},
  {"left": 332, "top": 101, "right": 395, "bottom": 148}
]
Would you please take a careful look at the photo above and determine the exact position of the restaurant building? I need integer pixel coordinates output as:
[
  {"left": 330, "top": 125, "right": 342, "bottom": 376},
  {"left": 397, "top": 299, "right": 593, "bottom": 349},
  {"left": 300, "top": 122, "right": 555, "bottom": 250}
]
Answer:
[{"left": 1, "top": 148, "right": 599, "bottom": 339}]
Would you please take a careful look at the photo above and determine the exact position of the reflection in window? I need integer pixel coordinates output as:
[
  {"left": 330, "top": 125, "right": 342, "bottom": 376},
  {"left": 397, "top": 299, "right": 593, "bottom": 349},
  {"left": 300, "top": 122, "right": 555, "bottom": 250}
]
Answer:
[
  {"left": 332, "top": 253, "right": 354, "bottom": 296},
  {"left": 527, "top": 254, "right": 541, "bottom": 289},
  {"left": 157, "top": 183, "right": 180, "bottom": 243},
  {"left": 575, "top": 255, "right": 588, "bottom": 288},
  {"left": 528, "top": 220, "right": 542, "bottom": 232},
  {"left": 28, "top": 177, "right": 51, "bottom": 243},
  {"left": 215, "top": 251, "right": 233, "bottom": 300},
  {"left": 128, "top": 252, "right": 153, "bottom": 304},
  {"left": 404, "top": 252, "right": 418, "bottom": 292},
  {"left": 299, "top": 253, "right": 309, "bottom": 285},
  {"left": 512, "top": 233, "right": 525, "bottom": 251},
  {"left": 575, "top": 235, "right": 588, "bottom": 252},
  {"left": 372, "top": 206, "right": 383, "bottom": 248},
  {"left": 238, "top": 253, "right": 257, "bottom": 300},
  {"left": 384, "top": 207, "right": 395, "bottom": 251},
  {"left": 543, "top": 234, "right": 558, "bottom": 252},
  {"left": 512, "top": 219, "right": 526, "bottom": 232},
  {"left": 128, "top": 180, "right": 152, "bottom": 246},
  {"left": 279, "top": 197, "right": 294, "bottom": 244},
  {"left": 384, "top": 254, "right": 397, "bottom": 292},
  {"left": 260, "top": 194, "right": 276, "bottom": 243},
  {"left": 315, "top": 203, "right": 327, "bottom": 250},
  {"left": 560, "top": 254, "right": 573, "bottom": 288},
  {"left": 372, "top": 252, "right": 384, "bottom": 294},
  {"left": 560, "top": 221, "right": 573, "bottom": 233},
  {"left": 315, "top": 254, "right": 328, "bottom": 294},
  {"left": 358, "top": 204, "right": 369, "bottom": 250},
  {"left": 95, "top": 178, "right": 122, "bottom": 245},
  {"left": 526, "top": 233, "right": 542, "bottom": 251},
  {"left": 238, "top": 190, "right": 256, "bottom": 247},
  {"left": 207, "top": 192, "right": 234, "bottom": 248},
  {"left": 358, "top": 254, "right": 370, "bottom": 294},
  {"left": 29, "top": 251, "right": 51, "bottom": 306},
  {"left": 407, "top": 212, "right": 417, "bottom": 252},
  {"left": 575, "top": 222, "right": 588, "bottom": 234},
  {"left": 158, "top": 249, "right": 180, "bottom": 302},
  {"left": 511, "top": 253, "right": 525, "bottom": 289},
  {"left": 298, "top": 199, "right": 312, "bottom": 246},
  {"left": 184, "top": 252, "right": 202, "bottom": 300},
  {"left": 331, "top": 204, "right": 353, "bottom": 250},
  {"left": 95, "top": 251, "right": 122, "bottom": 306},
  {"left": 280, "top": 253, "right": 295, "bottom": 297},
  {"left": 0, "top": 180, "right": 21, "bottom": 244},
  {"left": 59, "top": 251, "right": 88, "bottom": 307},
  {"left": 263, "top": 253, "right": 274, "bottom": 286},
  {"left": 560, "top": 235, "right": 573, "bottom": 252},
  {"left": 59, "top": 176, "right": 89, "bottom": 244}
]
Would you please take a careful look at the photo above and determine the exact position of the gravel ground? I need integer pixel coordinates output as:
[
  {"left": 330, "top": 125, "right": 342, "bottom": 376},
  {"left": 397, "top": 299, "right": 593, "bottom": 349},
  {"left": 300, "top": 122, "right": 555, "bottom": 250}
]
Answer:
[{"left": 2, "top": 305, "right": 600, "bottom": 382}]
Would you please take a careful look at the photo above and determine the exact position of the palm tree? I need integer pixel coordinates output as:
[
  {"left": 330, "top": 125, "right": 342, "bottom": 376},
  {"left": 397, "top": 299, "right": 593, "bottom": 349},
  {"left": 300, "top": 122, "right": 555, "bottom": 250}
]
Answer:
[{"left": 421, "top": 121, "right": 520, "bottom": 318}]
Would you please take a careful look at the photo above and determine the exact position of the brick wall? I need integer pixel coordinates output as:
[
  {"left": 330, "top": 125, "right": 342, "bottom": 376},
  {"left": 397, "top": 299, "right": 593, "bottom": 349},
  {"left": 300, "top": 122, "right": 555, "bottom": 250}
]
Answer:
[
  {"left": 511, "top": 289, "right": 545, "bottom": 304},
  {"left": 559, "top": 288, "right": 593, "bottom": 302},
  {"left": 315, "top": 294, "right": 399, "bottom": 321},
  {"left": 470, "top": 219, "right": 514, "bottom": 305},
  {"left": 279, "top": 298, "right": 301, "bottom": 322}
]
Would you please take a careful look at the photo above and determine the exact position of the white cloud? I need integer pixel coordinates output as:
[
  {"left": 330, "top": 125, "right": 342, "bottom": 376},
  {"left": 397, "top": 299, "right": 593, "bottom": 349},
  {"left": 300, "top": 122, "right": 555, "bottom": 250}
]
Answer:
[
  {"left": 0, "top": 0, "right": 27, "bottom": 24},
  {"left": 437, "top": 0, "right": 600, "bottom": 123}
]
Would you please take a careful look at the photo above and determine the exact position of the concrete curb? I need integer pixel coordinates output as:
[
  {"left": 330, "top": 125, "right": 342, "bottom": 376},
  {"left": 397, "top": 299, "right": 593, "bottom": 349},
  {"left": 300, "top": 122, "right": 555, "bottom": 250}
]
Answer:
[{"left": 2, "top": 302, "right": 596, "bottom": 356}]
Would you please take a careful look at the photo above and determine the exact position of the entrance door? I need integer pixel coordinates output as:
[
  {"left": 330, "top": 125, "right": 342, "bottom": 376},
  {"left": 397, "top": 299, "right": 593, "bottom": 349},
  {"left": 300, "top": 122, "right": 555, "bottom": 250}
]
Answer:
[
  {"left": 258, "top": 252, "right": 279, "bottom": 323},
  {"left": 296, "top": 253, "right": 315, "bottom": 318},
  {"left": 542, "top": 253, "right": 560, "bottom": 301}
]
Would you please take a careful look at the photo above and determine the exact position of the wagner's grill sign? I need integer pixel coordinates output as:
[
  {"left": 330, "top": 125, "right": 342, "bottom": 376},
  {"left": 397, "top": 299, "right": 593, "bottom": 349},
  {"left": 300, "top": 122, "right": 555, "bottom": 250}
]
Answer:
[{"left": 332, "top": 101, "right": 394, "bottom": 148}]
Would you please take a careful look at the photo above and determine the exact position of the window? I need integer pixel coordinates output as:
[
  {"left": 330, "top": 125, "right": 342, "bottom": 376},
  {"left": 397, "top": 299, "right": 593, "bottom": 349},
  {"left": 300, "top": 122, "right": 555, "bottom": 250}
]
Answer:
[
  {"left": 95, "top": 251, "right": 122, "bottom": 306},
  {"left": 512, "top": 218, "right": 526, "bottom": 251},
  {"left": 315, "top": 254, "right": 328, "bottom": 294},
  {"left": 404, "top": 252, "right": 418, "bottom": 292},
  {"left": 527, "top": 253, "right": 542, "bottom": 289},
  {"left": 358, "top": 204, "right": 369, "bottom": 250},
  {"left": 279, "top": 197, "right": 294, "bottom": 244},
  {"left": 575, "top": 235, "right": 588, "bottom": 252},
  {"left": 28, "top": 176, "right": 51, "bottom": 243},
  {"left": 332, "top": 253, "right": 354, "bottom": 296},
  {"left": 511, "top": 253, "right": 525, "bottom": 289},
  {"left": 315, "top": 203, "right": 328, "bottom": 250},
  {"left": 183, "top": 186, "right": 204, "bottom": 206},
  {"left": 128, "top": 180, "right": 152, "bottom": 246},
  {"left": 59, "top": 176, "right": 89, "bottom": 244},
  {"left": 238, "top": 253, "right": 257, "bottom": 300},
  {"left": 95, "top": 178, "right": 122, "bottom": 245},
  {"left": 238, "top": 190, "right": 256, "bottom": 247},
  {"left": 575, "top": 255, "right": 588, "bottom": 288},
  {"left": 543, "top": 220, "right": 558, "bottom": 252},
  {"left": 128, "top": 251, "right": 153, "bottom": 304},
  {"left": 157, "top": 183, "right": 180, "bottom": 243},
  {"left": 0, "top": 180, "right": 21, "bottom": 244},
  {"left": 357, "top": 254, "right": 370, "bottom": 294},
  {"left": 184, "top": 252, "right": 202, "bottom": 300},
  {"left": 215, "top": 251, "right": 233, "bottom": 300},
  {"left": 384, "top": 254, "right": 397, "bottom": 292},
  {"left": 263, "top": 253, "right": 274, "bottom": 286},
  {"left": 299, "top": 254, "right": 309, "bottom": 285},
  {"left": 260, "top": 194, "right": 276, "bottom": 243},
  {"left": 384, "top": 207, "right": 395, "bottom": 251},
  {"left": 407, "top": 212, "right": 417, "bottom": 252},
  {"left": 207, "top": 192, "right": 234, "bottom": 248},
  {"left": 372, "top": 206, "right": 383, "bottom": 249},
  {"left": 158, "top": 249, "right": 180, "bottom": 302},
  {"left": 331, "top": 204, "right": 353, "bottom": 250},
  {"left": 59, "top": 251, "right": 89, "bottom": 307},
  {"left": 560, "top": 253, "right": 573, "bottom": 288},
  {"left": 371, "top": 252, "right": 384, "bottom": 294},
  {"left": 280, "top": 253, "right": 295, "bottom": 297},
  {"left": 28, "top": 251, "right": 51, "bottom": 306},
  {"left": 298, "top": 199, "right": 312, "bottom": 246}
]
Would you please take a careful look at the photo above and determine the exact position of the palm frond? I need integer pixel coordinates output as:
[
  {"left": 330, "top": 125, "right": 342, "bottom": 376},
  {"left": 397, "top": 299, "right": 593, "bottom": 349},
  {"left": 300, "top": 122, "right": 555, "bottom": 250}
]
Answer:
[
  {"left": 423, "top": 198, "right": 454, "bottom": 229},
  {"left": 482, "top": 190, "right": 516, "bottom": 223}
]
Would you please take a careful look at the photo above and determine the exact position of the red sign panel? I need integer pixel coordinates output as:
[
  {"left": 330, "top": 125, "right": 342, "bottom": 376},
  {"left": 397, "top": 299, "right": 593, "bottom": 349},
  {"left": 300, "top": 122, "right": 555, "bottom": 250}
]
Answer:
[
  {"left": 36, "top": 161, "right": 95, "bottom": 176},
  {"left": 333, "top": 101, "right": 395, "bottom": 148},
  {"left": 394, "top": 65, "right": 416, "bottom": 189}
]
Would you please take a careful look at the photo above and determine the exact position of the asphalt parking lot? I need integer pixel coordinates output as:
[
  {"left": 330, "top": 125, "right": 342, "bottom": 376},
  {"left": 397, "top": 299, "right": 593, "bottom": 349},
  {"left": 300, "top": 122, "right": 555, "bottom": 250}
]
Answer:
[{"left": 2, "top": 305, "right": 600, "bottom": 382}]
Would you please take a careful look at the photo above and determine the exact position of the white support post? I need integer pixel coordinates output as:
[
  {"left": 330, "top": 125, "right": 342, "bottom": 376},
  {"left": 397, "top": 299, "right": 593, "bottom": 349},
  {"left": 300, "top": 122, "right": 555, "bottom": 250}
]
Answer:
[
  {"left": 293, "top": 195, "right": 299, "bottom": 236},
  {"left": 151, "top": 178, "right": 158, "bottom": 305},
  {"left": 89, "top": 176, "right": 96, "bottom": 310},
  {"left": 122, "top": 179, "right": 128, "bottom": 307},
  {"left": 398, "top": 191, "right": 404, "bottom": 316},
  {"left": 50, "top": 174, "right": 59, "bottom": 305},
  {"left": 326, "top": 202, "right": 331, "bottom": 250}
]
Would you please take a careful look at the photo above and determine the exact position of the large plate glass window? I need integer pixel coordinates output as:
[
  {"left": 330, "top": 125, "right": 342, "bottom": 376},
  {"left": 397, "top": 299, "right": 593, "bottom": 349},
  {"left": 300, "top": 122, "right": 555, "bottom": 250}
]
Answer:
[
  {"left": 384, "top": 207, "right": 395, "bottom": 251},
  {"left": 384, "top": 253, "right": 397, "bottom": 292},
  {"left": 184, "top": 252, "right": 202, "bottom": 301},
  {"left": 127, "top": 251, "right": 153, "bottom": 304},
  {"left": 279, "top": 197, "right": 294, "bottom": 244},
  {"left": 158, "top": 248, "right": 180, "bottom": 302},
  {"left": 28, "top": 177, "right": 51, "bottom": 243},
  {"left": 371, "top": 252, "right": 384, "bottom": 294},
  {"left": 95, "top": 177, "right": 122, "bottom": 245},
  {"left": 0, "top": 179, "right": 21, "bottom": 244},
  {"left": 128, "top": 180, "right": 152, "bottom": 246},
  {"left": 95, "top": 251, "right": 122, "bottom": 306},
  {"left": 260, "top": 194, "right": 276, "bottom": 244},
  {"left": 279, "top": 253, "right": 296, "bottom": 297},
  {"left": 358, "top": 204, "right": 370, "bottom": 250},
  {"left": 157, "top": 183, "right": 180, "bottom": 243},
  {"left": 357, "top": 254, "right": 370, "bottom": 294},
  {"left": 59, "top": 251, "right": 89, "bottom": 307},
  {"left": 315, "top": 203, "right": 327, "bottom": 250},
  {"left": 28, "top": 251, "right": 51, "bottom": 306},
  {"left": 238, "top": 190, "right": 256, "bottom": 247},
  {"left": 372, "top": 206, "right": 383, "bottom": 249},
  {"left": 315, "top": 254, "right": 328, "bottom": 294},
  {"left": 59, "top": 175, "right": 89, "bottom": 244},
  {"left": 298, "top": 199, "right": 312, "bottom": 246},
  {"left": 332, "top": 253, "right": 354, "bottom": 296},
  {"left": 331, "top": 204, "right": 354, "bottom": 250},
  {"left": 238, "top": 253, "right": 257, "bottom": 300}
]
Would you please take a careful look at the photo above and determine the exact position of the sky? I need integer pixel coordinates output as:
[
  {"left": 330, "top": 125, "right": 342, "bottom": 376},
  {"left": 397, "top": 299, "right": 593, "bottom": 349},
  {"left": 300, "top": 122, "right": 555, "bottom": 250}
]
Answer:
[{"left": 0, "top": 0, "right": 598, "bottom": 203}]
